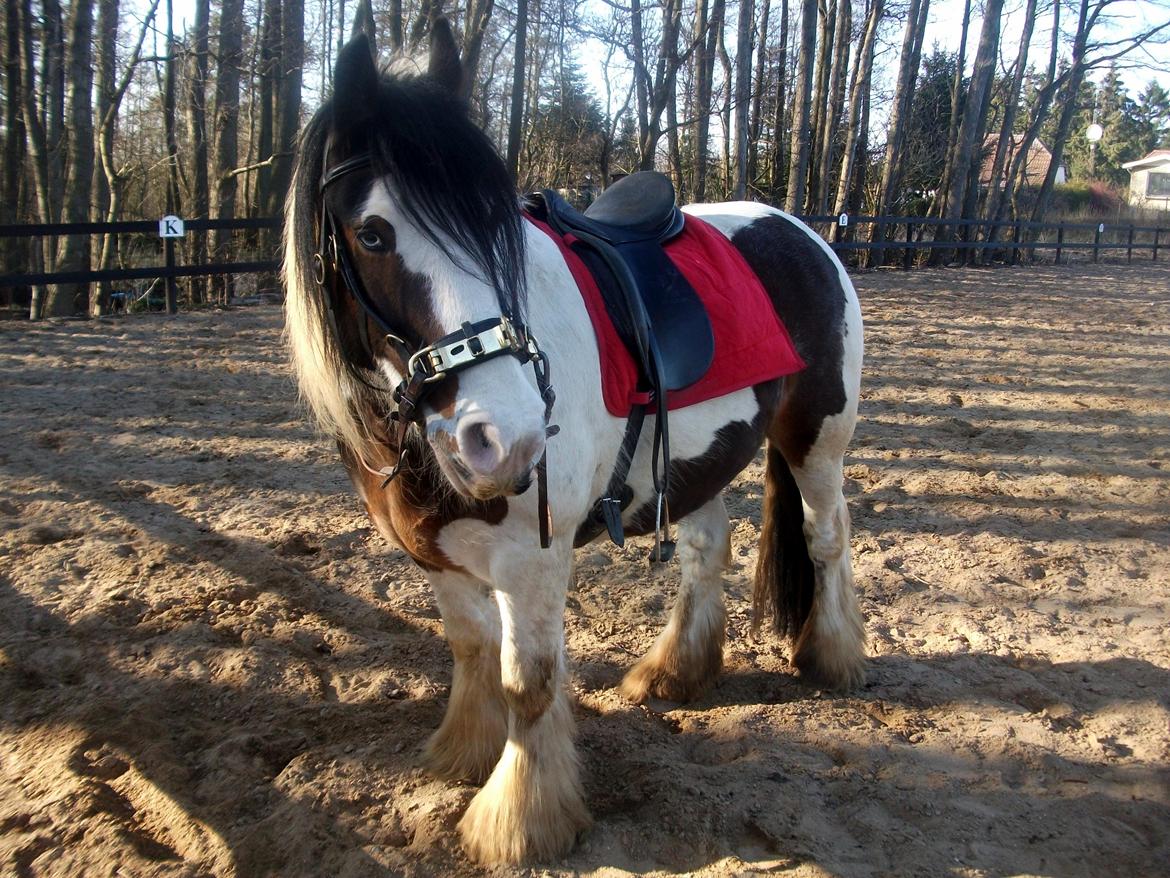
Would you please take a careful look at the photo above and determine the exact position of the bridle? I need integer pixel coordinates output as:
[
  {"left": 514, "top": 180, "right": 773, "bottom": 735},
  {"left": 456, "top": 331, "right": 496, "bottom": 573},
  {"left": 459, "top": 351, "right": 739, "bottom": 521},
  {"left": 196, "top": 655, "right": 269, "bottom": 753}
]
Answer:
[{"left": 312, "top": 152, "right": 557, "bottom": 548}]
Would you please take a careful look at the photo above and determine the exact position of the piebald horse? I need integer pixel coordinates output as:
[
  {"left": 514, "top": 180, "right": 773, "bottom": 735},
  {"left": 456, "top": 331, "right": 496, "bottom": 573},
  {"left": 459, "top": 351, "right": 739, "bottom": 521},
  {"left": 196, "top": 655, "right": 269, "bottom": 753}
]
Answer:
[{"left": 284, "top": 22, "right": 866, "bottom": 865}]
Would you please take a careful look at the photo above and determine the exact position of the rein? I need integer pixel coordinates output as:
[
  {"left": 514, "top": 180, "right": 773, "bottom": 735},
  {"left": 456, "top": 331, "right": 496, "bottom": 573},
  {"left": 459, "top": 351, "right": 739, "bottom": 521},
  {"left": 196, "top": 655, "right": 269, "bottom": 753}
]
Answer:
[{"left": 313, "top": 152, "right": 557, "bottom": 548}]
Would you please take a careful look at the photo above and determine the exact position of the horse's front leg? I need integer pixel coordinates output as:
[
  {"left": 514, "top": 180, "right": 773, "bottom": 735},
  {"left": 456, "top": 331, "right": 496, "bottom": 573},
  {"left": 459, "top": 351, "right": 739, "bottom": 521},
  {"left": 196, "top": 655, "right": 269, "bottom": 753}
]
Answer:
[
  {"left": 424, "top": 571, "right": 508, "bottom": 783},
  {"left": 458, "top": 550, "right": 590, "bottom": 864}
]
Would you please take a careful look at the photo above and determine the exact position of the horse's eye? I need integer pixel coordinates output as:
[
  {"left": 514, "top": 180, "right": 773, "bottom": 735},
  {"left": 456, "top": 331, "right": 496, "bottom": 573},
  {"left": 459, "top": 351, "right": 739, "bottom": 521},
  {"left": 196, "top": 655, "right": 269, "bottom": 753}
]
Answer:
[{"left": 356, "top": 228, "right": 386, "bottom": 252}]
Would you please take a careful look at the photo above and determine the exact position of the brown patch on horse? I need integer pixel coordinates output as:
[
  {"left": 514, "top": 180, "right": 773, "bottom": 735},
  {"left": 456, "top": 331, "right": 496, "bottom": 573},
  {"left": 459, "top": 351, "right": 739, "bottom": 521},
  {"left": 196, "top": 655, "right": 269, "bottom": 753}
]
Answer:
[
  {"left": 342, "top": 436, "right": 507, "bottom": 572},
  {"left": 622, "top": 380, "right": 783, "bottom": 537},
  {"left": 502, "top": 652, "right": 558, "bottom": 727},
  {"left": 731, "top": 215, "right": 849, "bottom": 468}
]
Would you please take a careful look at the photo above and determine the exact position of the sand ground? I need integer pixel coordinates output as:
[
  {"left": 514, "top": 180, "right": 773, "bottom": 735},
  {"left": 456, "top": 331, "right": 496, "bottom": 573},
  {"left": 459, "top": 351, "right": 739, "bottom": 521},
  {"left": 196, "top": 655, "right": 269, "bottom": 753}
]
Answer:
[{"left": 1, "top": 260, "right": 1168, "bottom": 877}]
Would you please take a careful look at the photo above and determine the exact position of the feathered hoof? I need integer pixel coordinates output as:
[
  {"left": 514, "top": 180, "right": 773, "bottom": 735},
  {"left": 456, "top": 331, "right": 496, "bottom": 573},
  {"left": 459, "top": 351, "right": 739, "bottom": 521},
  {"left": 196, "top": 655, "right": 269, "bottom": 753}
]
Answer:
[
  {"left": 457, "top": 765, "right": 591, "bottom": 864},
  {"left": 422, "top": 722, "right": 505, "bottom": 785},
  {"left": 619, "top": 654, "right": 719, "bottom": 704},
  {"left": 792, "top": 637, "right": 867, "bottom": 691}
]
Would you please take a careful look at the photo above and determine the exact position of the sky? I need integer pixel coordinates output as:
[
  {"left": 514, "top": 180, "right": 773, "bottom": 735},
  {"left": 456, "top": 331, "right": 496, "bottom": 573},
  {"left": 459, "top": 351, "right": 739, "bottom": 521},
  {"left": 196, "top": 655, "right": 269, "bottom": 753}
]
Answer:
[{"left": 159, "top": 0, "right": 1170, "bottom": 106}]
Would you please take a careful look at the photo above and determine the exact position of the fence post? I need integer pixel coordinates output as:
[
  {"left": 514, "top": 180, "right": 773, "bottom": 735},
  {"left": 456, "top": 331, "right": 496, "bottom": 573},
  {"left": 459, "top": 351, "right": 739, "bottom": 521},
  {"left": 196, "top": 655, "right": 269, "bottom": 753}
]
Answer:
[
  {"left": 1093, "top": 223, "right": 1102, "bottom": 263},
  {"left": 164, "top": 238, "right": 178, "bottom": 314},
  {"left": 1055, "top": 223, "right": 1064, "bottom": 265},
  {"left": 1011, "top": 222, "right": 1021, "bottom": 265},
  {"left": 1155, "top": 228, "right": 1162, "bottom": 261},
  {"left": 903, "top": 221, "right": 914, "bottom": 270},
  {"left": 1127, "top": 225, "right": 1135, "bottom": 263}
]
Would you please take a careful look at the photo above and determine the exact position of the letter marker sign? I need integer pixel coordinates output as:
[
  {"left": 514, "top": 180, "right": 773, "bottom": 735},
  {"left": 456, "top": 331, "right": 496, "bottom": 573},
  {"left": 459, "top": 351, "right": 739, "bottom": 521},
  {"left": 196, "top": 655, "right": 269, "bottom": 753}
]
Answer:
[{"left": 159, "top": 215, "right": 186, "bottom": 238}]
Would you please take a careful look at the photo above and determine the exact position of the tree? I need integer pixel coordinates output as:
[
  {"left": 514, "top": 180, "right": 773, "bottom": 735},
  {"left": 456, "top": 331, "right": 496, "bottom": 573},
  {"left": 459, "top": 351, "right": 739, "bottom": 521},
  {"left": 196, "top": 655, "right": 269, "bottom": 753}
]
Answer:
[
  {"left": 44, "top": 0, "right": 96, "bottom": 317},
  {"left": 212, "top": 0, "right": 245, "bottom": 304},
  {"left": 937, "top": 0, "right": 1004, "bottom": 231},
  {"left": 784, "top": 0, "right": 817, "bottom": 213}
]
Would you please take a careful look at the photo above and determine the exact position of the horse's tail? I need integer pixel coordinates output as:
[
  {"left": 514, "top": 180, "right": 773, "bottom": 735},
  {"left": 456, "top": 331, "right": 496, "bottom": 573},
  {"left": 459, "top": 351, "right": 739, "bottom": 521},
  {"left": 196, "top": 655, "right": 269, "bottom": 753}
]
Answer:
[{"left": 752, "top": 442, "right": 815, "bottom": 640}]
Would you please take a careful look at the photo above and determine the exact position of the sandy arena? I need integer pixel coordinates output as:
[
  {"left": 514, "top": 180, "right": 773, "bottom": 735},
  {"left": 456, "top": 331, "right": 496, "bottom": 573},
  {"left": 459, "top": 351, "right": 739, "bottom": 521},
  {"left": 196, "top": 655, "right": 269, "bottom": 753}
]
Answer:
[{"left": 1, "top": 261, "right": 1168, "bottom": 877}]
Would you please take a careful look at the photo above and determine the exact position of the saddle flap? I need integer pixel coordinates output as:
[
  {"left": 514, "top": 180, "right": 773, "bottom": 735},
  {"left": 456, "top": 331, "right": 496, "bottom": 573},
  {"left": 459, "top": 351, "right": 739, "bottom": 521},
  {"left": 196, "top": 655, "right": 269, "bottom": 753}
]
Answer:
[{"left": 618, "top": 240, "right": 714, "bottom": 391}]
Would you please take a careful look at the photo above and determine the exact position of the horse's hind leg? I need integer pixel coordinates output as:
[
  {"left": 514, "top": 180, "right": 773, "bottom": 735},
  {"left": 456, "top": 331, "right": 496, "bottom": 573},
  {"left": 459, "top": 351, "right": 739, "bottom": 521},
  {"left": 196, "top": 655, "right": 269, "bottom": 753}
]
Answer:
[
  {"left": 424, "top": 571, "right": 508, "bottom": 783},
  {"left": 757, "top": 409, "right": 866, "bottom": 690},
  {"left": 621, "top": 496, "right": 730, "bottom": 703}
]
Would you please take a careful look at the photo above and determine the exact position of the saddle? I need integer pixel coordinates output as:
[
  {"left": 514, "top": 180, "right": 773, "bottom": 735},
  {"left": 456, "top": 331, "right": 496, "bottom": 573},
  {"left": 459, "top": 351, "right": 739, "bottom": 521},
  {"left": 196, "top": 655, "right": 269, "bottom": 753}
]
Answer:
[{"left": 536, "top": 172, "right": 716, "bottom": 560}]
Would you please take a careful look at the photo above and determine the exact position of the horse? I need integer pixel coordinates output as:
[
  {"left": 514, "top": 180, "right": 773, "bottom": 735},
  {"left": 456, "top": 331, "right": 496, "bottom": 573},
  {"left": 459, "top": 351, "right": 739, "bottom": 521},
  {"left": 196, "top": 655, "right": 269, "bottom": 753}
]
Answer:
[{"left": 283, "top": 21, "right": 866, "bottom": 865}]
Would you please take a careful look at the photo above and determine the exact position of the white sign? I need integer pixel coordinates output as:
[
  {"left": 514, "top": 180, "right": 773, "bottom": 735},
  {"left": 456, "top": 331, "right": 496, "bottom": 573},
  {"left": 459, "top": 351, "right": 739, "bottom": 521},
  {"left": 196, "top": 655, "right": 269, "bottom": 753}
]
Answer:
[
  {"left": 159, "top": 215, "right": 185, "bottom": 238},
  {"left": 1098, "top": 223, "right": 1105, "bottom": 234},
  {"left": 838, "top": 213, "right": 849, "bottom": 227}
]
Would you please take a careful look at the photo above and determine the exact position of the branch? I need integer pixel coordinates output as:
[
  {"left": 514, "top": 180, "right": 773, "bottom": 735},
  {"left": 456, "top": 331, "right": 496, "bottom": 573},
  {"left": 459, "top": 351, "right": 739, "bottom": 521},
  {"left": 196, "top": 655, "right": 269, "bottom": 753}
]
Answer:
[{"left": 220, "top": 153, "right": 290, "bottom": 182}]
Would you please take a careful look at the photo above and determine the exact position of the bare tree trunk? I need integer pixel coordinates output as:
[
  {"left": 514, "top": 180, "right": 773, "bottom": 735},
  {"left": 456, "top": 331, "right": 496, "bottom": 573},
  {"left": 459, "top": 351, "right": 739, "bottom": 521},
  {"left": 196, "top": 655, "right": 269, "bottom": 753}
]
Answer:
[
  {"left": 717, "top": 20, "right": 732, "bottom": 194},
  {"left": 979, "top": 0, "right": 1036, "bottom": 239},
  {"left": 459, "top": 0, "right": 496, "bottom": 101},
  {"left": 747, "top": 0, "right": 771, "bottom": 195},
  {"left": 939, "top": 0, "right": 1003, "bottom": 225},
  {"left": 994, "top": 0, "right": 1059, "bottom": 227},
  {"left": 1030, "top": 0, "right": 1091, "bottom": 225},
  {"left": 869, "top": 0, "right": 929, "bottom": 264},
  {"left": 96, "top": 0, "right": 158, "bottom": 309},
  {"left": 212, "top": 0, "right": 244, "bottom": 304},
  {"left": 387, "top": 0, "right": 402, "bottom": 51},
  {"left": 667, "top": 78, "right": 683, "bottom": 194},
  {"left": 3, "top": 1, "right": 27, "bottom": 282},
  {"left": 506, "top": 0, "right": 528, "bottom": 180},
  {"left": 636, "top": 0, "right": 686, "bottom": 172},
  {"left": 732, "top": 0, "right": 755, "bottom": 199},
  {"left": 17, "top": 0, "right": 50, "bottom": 317},
  {"left": 91, "top": 0, "right": 118, "bottom": 316},
  {"left": 692, "top": 0, "right": 713, "bottom": 199},
  {"left": 42, "top": 0, "right": 65, "bottom": 223},
  {"left": 833, "top": 0, "right": 882, "bottom": 216},
  {"left": 932, "top": 0, "right": 970, "bottom": 218},
  {"left": 46, "top": 0, "right": 96, "bottom": 317},
  {"left": 807, "top": 0, "right": 835, "bottom": 210},
  {"left": 185, "top": 0, "right": 210, "bottom": 305},
  {"left": 813, "top": 0, "right": 851, "bottom": 213},
  {"left": 257, "top": 0, "right": 280, "bottom": 218},
  {"left": 770, "top": 0, "right": 789, "bottom": 201},
  {"left": 784, "top": 0, "right": 816, "bottom": 213}
]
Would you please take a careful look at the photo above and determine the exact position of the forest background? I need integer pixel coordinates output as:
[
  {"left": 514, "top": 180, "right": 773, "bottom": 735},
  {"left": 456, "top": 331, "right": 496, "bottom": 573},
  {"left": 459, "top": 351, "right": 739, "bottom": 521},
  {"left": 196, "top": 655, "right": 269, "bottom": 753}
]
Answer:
[{"left": 2, "top": 0, "right": 1169, "bottom": 317}]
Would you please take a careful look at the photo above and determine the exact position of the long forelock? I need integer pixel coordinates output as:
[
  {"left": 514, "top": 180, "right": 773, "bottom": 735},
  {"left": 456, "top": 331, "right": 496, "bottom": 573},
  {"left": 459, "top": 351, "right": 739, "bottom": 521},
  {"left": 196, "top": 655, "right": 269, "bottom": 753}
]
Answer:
[
  {"left": 360, "top": 74, "right": 526, "bottom": 322},
  {"left": 283, "top": 71, "right": 527, "bottom": 462},
  {"left": 283, "top": 106, "right": 389, "bottom": 462}
]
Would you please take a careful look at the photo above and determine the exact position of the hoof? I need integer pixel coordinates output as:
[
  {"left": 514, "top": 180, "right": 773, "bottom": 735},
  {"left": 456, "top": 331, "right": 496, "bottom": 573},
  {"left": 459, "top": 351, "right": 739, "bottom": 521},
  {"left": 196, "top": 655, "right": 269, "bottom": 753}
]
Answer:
[
  {"left": 457, "top": 749, "right": 590, "bottom": 864},
  {"left": 422, "top": 720, "right": 506, "bottom": 784},
  {"left": 792, "top": 635, "right": 866, "bottom": 691},
  {"left": 619, "top": 653, "right": 719, "bottom": 703}
]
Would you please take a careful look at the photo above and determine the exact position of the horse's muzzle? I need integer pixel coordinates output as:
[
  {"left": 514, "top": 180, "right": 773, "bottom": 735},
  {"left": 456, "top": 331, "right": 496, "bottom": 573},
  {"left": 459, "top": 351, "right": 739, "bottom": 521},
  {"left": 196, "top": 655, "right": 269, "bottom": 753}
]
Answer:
[{"left": 431, "top": 416, "right": 544, "bottom": 499}]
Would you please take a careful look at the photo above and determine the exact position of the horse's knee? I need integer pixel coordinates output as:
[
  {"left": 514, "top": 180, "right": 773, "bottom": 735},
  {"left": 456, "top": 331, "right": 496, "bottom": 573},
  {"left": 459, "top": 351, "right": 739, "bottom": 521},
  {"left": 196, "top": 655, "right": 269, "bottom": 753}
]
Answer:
[{"left": 501, "top": 652, "right": 560, "bottom": 726}]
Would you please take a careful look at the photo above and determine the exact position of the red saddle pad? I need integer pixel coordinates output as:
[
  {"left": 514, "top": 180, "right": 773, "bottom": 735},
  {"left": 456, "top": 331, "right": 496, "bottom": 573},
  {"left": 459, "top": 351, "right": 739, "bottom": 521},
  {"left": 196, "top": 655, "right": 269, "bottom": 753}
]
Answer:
[{"left": 529, "top": 212, "right": 805, "bottom": 417}]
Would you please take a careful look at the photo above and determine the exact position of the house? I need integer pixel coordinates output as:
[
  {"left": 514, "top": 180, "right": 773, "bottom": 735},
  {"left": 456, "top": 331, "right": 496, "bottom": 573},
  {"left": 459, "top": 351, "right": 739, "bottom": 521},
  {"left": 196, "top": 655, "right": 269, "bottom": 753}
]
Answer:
[
  {"left": 1121, "top": 150, "right": 1170, "bottom": 209},
  {"left": 979, "top": 134, "right": 1066, "bottom": 189}
]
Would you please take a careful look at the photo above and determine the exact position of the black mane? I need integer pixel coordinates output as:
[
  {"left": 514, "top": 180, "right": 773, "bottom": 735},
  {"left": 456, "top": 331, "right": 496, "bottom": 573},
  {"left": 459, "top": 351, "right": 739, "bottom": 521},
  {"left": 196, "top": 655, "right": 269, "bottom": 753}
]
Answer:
[{"left": 292, "top": 70, "right": 526, "bottom": 323}]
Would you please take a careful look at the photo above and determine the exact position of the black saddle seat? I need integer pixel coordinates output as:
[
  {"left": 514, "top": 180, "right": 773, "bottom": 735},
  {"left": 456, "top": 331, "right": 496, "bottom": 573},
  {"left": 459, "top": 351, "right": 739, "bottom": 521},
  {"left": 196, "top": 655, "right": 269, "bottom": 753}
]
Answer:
[
  {"left": 562, "top": 171, "right": 685, "bottom": 243},
  {"left": 542, "top": 172, "right": 713, "bottom": 392}
]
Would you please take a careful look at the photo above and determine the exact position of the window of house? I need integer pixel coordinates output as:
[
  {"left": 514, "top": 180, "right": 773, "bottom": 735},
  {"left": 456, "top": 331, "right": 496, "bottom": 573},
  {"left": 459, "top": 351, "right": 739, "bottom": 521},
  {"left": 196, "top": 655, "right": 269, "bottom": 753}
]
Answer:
[{"left": 1148, "top": 172, "right": 1170, "bottom": 198}]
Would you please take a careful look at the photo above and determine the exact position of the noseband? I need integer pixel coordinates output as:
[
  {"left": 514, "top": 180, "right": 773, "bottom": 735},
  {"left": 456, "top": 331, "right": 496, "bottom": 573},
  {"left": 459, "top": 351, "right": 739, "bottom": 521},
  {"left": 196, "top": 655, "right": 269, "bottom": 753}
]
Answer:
[{"left": 313, "top": 152, "right": 557, "bottom": 548}]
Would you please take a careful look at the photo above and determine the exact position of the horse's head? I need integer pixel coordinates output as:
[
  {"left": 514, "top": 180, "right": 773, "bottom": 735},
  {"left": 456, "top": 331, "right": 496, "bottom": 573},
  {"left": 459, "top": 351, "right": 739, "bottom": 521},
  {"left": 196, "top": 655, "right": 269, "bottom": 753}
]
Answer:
[{"left": 285, "top": 21, "right": 548, "bottom": 501}]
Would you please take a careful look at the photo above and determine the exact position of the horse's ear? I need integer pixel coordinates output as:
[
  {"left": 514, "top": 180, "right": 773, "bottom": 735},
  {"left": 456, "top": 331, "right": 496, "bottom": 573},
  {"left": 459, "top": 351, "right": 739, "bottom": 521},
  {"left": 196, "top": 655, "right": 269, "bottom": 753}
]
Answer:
[
  {"left": 427, "top": 17, "right": 463, "bottom": 95},
  {"left": 333, "top": 34, "right": 379, "bottom": 130}
]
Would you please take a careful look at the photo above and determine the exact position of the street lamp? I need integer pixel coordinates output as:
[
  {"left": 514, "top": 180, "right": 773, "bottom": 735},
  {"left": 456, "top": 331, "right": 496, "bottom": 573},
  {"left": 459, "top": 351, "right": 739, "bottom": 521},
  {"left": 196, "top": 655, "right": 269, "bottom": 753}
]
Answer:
[{"left": 1086, "top": 122, "right": 1104, "bottom": 179}]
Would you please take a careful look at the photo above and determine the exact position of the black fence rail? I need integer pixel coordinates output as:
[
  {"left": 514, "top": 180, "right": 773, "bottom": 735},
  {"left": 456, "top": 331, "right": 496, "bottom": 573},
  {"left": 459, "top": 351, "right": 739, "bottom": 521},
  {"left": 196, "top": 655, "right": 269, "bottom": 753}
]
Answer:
[
  {"left": 0, "top": 217, "right": 279, "bottom": 316},
  {"left": 803, "top": 214, "right": 1166, "bottom": 269},
  {"left": 2, "top": 212, "right": 1166, "bottom": 318}
]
